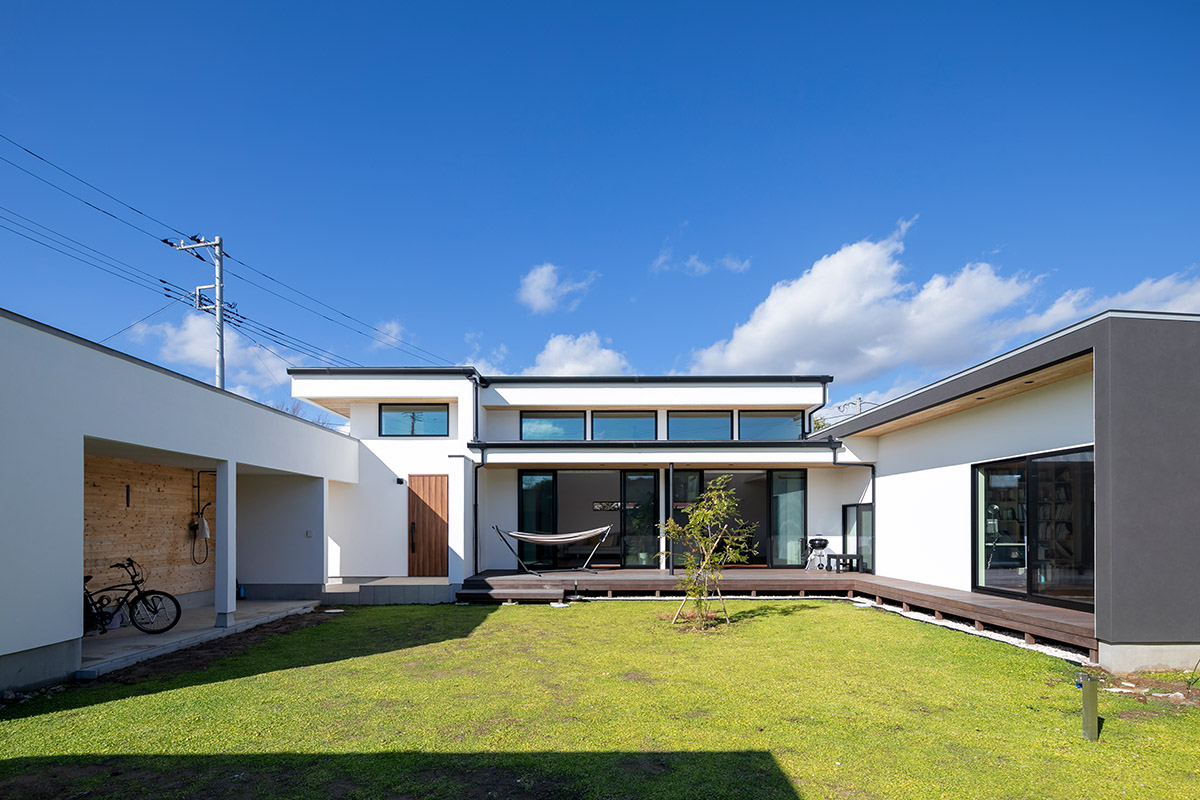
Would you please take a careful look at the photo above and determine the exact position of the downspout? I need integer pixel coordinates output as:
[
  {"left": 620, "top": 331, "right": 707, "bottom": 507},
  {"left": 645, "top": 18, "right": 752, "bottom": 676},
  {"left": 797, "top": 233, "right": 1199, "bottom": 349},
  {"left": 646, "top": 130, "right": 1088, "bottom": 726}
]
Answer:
[
  {"left": 473, "top": 461, "right": 482, "bottom": 577},
  {"left": 667, "top": 462, "right": 674, "bottom": 575},
  {"left": 469, "top": 369, "right": 486, "bottom": 577},
  {"left": 808, "top": 380, "right": 830, "bottom": 437}
]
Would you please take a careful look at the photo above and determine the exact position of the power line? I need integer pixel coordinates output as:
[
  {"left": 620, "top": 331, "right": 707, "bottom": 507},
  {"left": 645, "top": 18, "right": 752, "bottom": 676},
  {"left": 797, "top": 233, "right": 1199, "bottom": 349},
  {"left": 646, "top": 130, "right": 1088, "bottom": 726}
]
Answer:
[
  {"left": 0, "top": 132, "right": 192, "bottom": 240},
  {"left": 0, "top": 205, "right": 192, "bottom": 295},
  {"left": 0, "top": 214, "right": 357, "bottom": 368},
  {"left": 0, "top": 153, "right": 167, "bottom": 242},
  {"left": 0, "top": 219, "right": 181, "bottom": 297},
  {"left": 100, "top": 302, "right": 177, "bottom": 344},
  {"left": 1, "top": 132, "right": 457, "bottom": 366}
]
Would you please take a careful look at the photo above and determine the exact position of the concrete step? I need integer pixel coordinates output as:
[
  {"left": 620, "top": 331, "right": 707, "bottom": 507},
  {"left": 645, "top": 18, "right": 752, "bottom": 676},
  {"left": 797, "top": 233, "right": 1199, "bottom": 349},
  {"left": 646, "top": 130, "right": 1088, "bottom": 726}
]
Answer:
[{"left": 456, "top": 587, "right": 565, "bottom": 603}]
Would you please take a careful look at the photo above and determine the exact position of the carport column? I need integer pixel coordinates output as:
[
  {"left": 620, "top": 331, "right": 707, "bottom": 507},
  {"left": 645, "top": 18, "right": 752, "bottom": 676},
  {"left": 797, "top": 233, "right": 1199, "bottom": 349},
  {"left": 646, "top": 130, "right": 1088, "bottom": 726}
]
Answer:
[{"left": 215, "top": 460, "right": 237, "bottom": 627}]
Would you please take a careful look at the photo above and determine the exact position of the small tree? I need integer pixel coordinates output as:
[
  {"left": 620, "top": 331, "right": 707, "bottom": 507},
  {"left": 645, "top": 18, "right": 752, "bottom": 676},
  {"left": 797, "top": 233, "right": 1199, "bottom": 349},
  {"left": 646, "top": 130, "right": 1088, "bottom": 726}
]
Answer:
[{"left": 659, "top": 474, "right": 756, "bottom": 628}]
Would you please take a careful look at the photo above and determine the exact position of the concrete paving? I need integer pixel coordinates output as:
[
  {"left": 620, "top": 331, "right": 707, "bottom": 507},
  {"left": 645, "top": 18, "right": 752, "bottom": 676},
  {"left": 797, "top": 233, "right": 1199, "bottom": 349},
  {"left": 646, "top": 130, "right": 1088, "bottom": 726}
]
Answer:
[{"left": 76, "top": 600, "right": 318, "bottom": 679}]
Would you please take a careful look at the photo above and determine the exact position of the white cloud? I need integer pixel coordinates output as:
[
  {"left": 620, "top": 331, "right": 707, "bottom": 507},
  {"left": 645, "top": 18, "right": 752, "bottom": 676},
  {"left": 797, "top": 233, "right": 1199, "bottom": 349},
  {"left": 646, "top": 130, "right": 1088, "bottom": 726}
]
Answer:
[
  {"left": 718, "top": 255, "right": 751, "bottom": 273},
  {"left": 371, "top": 319, "right": 405, "bottom": 350},
  {"left": 1005, "top": 272, "right": 1200, "bottom": 336},
  {"left": 523, "top": 332, "right": 632, "bottom": 376},
  {"left": 517, "top": 263, "right": 597, "bottom": 313},
  {"left": 689, "top": 221, "right": 1200, "bottom": 383},
  {"left": 135, "top": 312, "right": 291, "bottom": 391},
  {"left": 652, "top": 249, "right": 750, "bottom": 276},
  {"left": 462, "top": 333, "right": 510, "bottom": 376}
]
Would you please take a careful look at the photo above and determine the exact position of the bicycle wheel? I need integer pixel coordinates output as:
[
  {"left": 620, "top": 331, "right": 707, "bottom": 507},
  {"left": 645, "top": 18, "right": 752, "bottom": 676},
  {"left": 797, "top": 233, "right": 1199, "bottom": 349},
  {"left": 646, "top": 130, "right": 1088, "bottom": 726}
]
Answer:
[{"left": 129, "top": 590, "right": 181, "bottom": 634}]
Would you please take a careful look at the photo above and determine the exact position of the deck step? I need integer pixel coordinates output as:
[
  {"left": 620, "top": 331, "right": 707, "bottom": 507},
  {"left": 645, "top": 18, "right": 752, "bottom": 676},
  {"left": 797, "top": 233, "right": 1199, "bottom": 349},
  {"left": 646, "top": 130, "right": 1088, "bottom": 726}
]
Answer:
[{"left": 456, "top": 587, "right": 565, "bottom": 603}]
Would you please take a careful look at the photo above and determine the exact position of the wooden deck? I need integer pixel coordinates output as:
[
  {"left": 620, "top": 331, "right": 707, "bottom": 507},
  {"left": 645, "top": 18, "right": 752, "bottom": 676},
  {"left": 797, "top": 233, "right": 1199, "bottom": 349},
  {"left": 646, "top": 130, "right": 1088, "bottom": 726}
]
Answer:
[{"left": 459, "top": 568, "right": 1098, "bottom": 660}]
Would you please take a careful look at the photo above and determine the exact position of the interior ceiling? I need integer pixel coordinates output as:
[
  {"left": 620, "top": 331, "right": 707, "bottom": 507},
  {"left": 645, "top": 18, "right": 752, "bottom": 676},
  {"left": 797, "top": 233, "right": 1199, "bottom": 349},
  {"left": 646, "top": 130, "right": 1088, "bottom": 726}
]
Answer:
[{"left": 850, "top": 353, "right": 1094, "bottom": 437}]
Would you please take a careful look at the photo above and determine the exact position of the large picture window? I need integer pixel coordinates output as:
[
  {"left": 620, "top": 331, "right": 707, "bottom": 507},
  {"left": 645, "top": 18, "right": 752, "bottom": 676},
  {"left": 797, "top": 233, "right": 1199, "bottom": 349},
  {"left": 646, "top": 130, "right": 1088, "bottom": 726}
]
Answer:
[
  {"left": 379, "top": 403, "right": 449, "bottom": 437},
  {"left": 973, "top": 447, "right": 1094, "bottom": 608}
]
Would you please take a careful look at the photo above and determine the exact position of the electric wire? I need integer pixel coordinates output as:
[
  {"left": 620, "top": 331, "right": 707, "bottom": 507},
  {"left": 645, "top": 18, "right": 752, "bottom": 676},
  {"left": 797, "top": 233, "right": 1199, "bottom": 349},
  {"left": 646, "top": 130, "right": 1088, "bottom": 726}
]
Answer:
[
  {"left": 100, "top": 302, "right": 177, "bottom": 344},
  {"left": 0, "top": 216, "right": 355, "bottom": 367},
  {"left": 0, "top": 205, "right": 193, "bottom": 296},
  {"left": 0, "top": 220, "right": 179, "bottom": 296},
  {"left": 0, "top": 153, "right": 167, "bottom": 242},
  {"left": 1, "top": 132, "right": 456, "bottom": 366},
  {"left": 0, "top": 132, "right": 193, "bottom": 241}
]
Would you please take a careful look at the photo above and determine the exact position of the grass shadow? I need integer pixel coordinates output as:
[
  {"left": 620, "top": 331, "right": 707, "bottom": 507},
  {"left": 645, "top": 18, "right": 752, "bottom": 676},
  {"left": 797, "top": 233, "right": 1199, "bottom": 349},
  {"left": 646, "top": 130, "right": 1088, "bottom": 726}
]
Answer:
[
  {"left": 728, "top": 602, "right": 821, "bottom": 624},
  {"left": 2, "top": 605, "right": 496, "bottom": 722},
  {"left": 0, "top": 751, "right": 802, "bottom": 800}
]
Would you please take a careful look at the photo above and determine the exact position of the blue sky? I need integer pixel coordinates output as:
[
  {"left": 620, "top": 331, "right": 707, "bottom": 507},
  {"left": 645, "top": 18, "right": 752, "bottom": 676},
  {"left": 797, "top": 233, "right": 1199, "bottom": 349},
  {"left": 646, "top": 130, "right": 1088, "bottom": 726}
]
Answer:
[{"left": 3, "top": 3, "right": 1198, "bottom": 422}]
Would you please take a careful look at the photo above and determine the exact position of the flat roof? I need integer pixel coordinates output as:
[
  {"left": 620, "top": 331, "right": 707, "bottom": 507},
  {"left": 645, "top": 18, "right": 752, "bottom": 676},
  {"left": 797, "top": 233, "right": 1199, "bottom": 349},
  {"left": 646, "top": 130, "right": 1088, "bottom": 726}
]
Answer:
[
  {"left": 288, "top": 367, "right": 834, "bottom": 385},
  {"left": 817, "top": 309, "right": 1200, "bottom": 439},
  {"left": 0, "top": 306, "right": 356, "bottom": 438}
]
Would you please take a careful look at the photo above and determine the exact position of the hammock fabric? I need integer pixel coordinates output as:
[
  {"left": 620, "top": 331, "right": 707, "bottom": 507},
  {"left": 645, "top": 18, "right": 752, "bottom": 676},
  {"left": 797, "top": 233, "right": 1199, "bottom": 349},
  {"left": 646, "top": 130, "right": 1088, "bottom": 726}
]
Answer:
[{"left": 493, "top": 524, "right": 613, "bottom": 576}]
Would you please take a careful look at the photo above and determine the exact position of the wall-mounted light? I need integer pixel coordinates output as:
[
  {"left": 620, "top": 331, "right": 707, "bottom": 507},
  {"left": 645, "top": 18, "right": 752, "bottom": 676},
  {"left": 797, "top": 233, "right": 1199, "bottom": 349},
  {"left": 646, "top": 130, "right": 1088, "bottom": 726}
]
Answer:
[{"left": 396, "top": 478, "right": 405, "bottom": 485}]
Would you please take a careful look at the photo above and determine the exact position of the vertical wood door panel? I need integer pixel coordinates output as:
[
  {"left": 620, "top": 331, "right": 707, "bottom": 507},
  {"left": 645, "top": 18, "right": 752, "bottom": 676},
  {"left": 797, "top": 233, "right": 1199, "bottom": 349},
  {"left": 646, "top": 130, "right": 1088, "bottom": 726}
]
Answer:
[{"left": 408, "top": 474, "right": 448, "bottom": 577}]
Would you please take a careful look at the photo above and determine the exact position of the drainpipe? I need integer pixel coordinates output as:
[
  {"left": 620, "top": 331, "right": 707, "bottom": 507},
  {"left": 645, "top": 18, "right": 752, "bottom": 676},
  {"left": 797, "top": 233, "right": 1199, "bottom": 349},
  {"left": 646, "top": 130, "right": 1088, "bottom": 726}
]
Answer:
[
  {"left": 667, "top": 462, "right": 674, "bottom": 575},
  {"left": 807, "top": 380, "right": 830, "bottom": 437},
  {"left": 473, "top": 461, "right": 482, "bottom": 577},
  {"left": 468, "top": 370, "right": 486, "bottom": 577}
]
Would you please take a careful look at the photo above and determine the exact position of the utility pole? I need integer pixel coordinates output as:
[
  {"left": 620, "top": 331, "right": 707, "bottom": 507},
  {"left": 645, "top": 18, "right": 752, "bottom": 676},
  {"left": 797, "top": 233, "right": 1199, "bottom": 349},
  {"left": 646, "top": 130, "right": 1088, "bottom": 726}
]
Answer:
[{"left": 171, "top": 236, "right": 226, "bottom": 390}]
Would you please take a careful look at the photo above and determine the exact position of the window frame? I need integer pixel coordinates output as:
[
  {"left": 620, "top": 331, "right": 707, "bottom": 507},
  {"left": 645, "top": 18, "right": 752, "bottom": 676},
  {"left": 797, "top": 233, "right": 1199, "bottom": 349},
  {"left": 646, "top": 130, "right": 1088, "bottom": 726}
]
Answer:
[
  {"left": 738, "top": 410, "right": 806, "bottom": 441},
  {"left": 591, "top": 410, "right": 658, "bottom": 441},
  {"left": 378, "top": 403, "right": 450, "bottom": 438},
  {"left": 666, "top": 410, "right": 733, "bottom": 441},
  {"left": 519, "top": 410, "right": 587, "bottom": 441},
  {"left": 970, "top": 445, "right": 1095, "bottom": 611}
]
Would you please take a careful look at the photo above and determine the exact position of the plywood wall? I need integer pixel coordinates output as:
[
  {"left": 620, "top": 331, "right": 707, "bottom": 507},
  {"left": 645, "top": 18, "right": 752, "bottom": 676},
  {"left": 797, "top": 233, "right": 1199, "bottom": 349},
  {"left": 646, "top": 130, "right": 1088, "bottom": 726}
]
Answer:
[{"left": 83, "top": 455, "right": 216, "bottom": 597}]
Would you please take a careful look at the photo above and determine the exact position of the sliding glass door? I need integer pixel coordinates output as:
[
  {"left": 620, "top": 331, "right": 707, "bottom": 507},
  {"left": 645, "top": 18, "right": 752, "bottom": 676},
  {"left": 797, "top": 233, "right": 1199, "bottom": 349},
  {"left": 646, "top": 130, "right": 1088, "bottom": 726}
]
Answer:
[
  {"left": 973, "top": 448, "right": 1094, "bottom": 608},
  {"left": 842, "top": 503, "right": 874, "bottom": 573},
  {"left": 670, "top": 469, "right": 807, "bottom": 567},
  {"left": 516, "top": 469, "right": 659, "bottom": 569},
  {"left": 1029, "top": 451, "right": 1095, "bottom": 604},
  {"left": 518, "top": 472, "right": 556, "bottom": 568},
  {"left": 976, "top": 460, "right": 1028, "bottom": 595},
  {"left": 772, "top": 471, "right": 807, "bottom": 566}
]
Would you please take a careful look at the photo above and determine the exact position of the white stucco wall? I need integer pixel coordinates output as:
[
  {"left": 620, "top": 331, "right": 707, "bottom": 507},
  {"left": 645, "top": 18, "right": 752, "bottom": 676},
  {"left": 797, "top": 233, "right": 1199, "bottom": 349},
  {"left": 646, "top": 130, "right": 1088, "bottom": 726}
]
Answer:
[
  {"left": 323, "top": 398, "right": 475, "bottom": 582},
  {"left": 0, "top": 312, "right": 359, "bottom": 663},
  {"left": 478, "top": 469, "right": 519, "bottom": 571},
  {"left": 237, "top": 475, "right": 328, "bottom": 584},
  {"left": 806, "top": 467, "right": 874, "bottom": 555},
  {"left": 869, "top": 373, "right": 1095, "bottom": 590}
]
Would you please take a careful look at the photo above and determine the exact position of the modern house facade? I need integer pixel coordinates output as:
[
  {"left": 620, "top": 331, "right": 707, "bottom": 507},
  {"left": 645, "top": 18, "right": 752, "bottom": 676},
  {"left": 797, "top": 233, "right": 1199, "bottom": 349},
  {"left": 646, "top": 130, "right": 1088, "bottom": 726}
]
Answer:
[
  {"left": 2, "top": 305, "right": 1198, "bottom": 689},
  {"left": 289, "top": 369, "right": 874, "bottom": 582}
]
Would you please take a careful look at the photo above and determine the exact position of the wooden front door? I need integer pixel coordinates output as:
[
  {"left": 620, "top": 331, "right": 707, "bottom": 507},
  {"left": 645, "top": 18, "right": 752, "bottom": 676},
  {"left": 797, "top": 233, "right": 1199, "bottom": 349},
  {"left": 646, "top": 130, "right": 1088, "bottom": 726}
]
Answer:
[{"left": 408, "top": 474, "right": 448, "bottom": 577}]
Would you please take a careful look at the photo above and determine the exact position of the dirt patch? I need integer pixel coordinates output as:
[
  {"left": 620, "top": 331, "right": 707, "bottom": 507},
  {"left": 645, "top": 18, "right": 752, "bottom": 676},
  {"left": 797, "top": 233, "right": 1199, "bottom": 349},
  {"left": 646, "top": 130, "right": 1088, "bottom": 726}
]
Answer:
[
  {"left": 621, "top": 757, "right": 669, "bottom": 775},
  {"left": 619, "top": 670, "right": 658, "bottom": 684},
  {"left": 97, "top": 609, "right": 337, "bottom": 684}
]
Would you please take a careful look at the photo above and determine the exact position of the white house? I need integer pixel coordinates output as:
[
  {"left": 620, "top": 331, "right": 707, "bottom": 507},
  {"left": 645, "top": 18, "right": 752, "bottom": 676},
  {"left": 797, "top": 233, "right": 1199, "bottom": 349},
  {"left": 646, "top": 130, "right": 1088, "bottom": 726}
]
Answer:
[{"left": 2, "top": 306, "right": 1198, "bottom": 689}]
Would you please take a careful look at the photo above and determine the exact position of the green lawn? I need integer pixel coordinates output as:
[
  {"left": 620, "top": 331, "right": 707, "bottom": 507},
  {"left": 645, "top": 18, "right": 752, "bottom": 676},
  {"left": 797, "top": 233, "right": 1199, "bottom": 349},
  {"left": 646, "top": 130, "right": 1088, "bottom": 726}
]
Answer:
[{"left": 1, "top": 601, "right": 1196, "bottom": 799}]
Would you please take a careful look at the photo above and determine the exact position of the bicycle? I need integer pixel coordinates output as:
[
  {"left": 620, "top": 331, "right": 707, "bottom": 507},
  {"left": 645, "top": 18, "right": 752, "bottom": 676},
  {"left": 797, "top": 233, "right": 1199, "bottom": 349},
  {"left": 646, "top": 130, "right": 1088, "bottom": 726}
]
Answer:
[{"left": 83, "top": 558, "right": 181, "bottom": 635}]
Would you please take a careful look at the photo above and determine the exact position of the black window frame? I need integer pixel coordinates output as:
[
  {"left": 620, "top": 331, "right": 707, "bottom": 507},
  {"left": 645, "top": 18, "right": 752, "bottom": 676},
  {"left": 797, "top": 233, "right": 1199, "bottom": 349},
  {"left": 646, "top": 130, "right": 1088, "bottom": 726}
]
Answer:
[
  {"left": 591, "top": 410, "right": 658, "bottom": 441},
  {"left": 519, "top": 410, "right": 587, "bottom": 441},
  {"left": 738, "top": 410, "right": 806, "bottom": 441},
  {"left": 516, "top": 468, "right": 661, "bottom": 569},
  {"left": 970, "top": 445, "right": 1095, "bottom": 611},
  {"left": 378, "top": 403, "right": 450, "bottom": 437},
  {"left": 669, "top": 468, "right": 808, "bottom": 568},
  {"left": 666, "top": 410, "right": 734, "bottom": 441}
]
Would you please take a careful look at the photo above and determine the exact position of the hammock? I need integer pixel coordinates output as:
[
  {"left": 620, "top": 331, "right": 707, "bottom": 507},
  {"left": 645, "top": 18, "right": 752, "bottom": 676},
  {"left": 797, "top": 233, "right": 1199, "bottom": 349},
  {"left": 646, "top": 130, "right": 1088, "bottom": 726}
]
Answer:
[{"left": 493, "top": 525, "right": 613, "bottom": 576}]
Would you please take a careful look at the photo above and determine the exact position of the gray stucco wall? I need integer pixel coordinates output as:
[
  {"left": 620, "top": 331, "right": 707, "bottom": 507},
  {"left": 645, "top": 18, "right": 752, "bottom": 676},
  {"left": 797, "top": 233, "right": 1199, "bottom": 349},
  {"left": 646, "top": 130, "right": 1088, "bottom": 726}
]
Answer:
[{"left": 1095, "top": 316, "right": 1200, "bottom": 644}]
